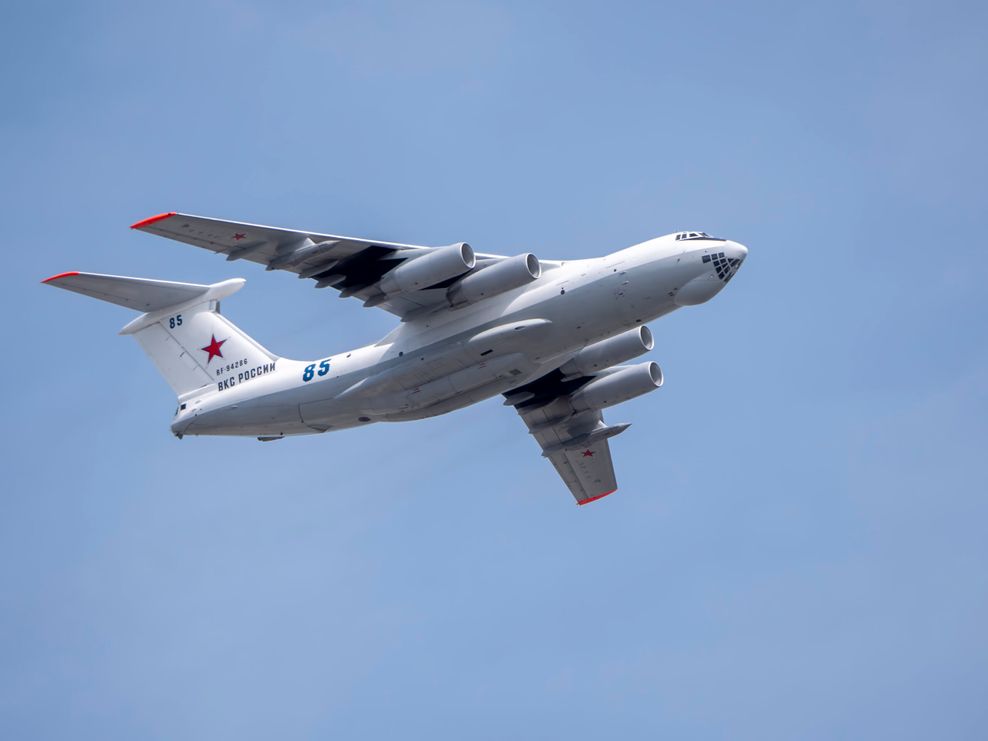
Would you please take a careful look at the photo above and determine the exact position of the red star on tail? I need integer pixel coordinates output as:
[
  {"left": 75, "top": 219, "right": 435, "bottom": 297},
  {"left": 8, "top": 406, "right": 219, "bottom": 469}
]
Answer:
[{"left": 201, "top": 334, "right": 226, "bottom": 364}]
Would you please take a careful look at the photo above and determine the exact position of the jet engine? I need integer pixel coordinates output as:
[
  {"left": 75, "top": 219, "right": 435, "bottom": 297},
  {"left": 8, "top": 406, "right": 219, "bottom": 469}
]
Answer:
[
  {"left": 570, "top": 361, "right": 663, "bottom": 411},
  {"left": 379, "top": 242, "right": 475, "bottom": 293},
  {"left": 559, "top": 326, "right": 653, "bottom": 378},
  {"left": 447, "top": 253, "right": 541, "bottom": 307}
]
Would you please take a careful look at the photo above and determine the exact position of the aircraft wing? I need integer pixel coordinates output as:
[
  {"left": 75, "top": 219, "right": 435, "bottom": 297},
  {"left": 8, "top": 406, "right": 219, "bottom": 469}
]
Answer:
[
  {"left": 131, "top": 211, "right": 510, "bottom": 318},
  {"left": 504, "top": 370, "right": 626, "bottom": 505}
]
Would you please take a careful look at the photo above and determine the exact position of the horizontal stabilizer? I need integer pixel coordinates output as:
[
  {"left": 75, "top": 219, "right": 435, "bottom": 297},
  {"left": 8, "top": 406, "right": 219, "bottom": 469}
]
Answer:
[
  {"left": 42, "top": 271, "right": 214, "bottom": 312},
  {"left": 42, "top": 270, "right": 266, "bottom": 398}
]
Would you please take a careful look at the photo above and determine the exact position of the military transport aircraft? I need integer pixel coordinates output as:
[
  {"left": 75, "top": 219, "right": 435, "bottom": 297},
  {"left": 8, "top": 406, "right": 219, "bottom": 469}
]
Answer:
[{"left": 43, "top": 213, "right": 747, "bottom": 505}]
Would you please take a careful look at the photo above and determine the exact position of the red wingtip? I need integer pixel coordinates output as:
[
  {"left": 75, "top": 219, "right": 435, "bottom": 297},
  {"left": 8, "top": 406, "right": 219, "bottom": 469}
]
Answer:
[
  {"left": 130, "top": 211, "right": 176, "bottom": 229},
  {"left": 41, "top": 271, "right": 80, "bottom": 284},
  {"left": 578, "top": 488, "right": 617, "bottom": 506}
]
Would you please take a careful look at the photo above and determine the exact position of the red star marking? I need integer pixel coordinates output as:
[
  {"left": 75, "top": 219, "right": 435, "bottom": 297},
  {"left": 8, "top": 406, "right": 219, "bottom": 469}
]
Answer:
[
  {"left": 201, "top": 334, "right": 226, "bottom": 364},
  {"left": 233, "top": 232, "right": 246, "bottom": 241},
  {"left": 582, "top": 449, "right": 595, "bottom": 458}
]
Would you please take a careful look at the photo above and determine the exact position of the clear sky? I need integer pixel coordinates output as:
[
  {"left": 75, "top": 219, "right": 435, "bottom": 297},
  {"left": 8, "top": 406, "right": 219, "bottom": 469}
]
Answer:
[{"left": 3, "top": 1, "right": 987, "bottom": 738}]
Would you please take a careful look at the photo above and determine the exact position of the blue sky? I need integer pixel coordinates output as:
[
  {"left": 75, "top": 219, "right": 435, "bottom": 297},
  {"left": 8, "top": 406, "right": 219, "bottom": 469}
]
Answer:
[{"left": 3, "top": 1, "right": 987, "bottom": 738}]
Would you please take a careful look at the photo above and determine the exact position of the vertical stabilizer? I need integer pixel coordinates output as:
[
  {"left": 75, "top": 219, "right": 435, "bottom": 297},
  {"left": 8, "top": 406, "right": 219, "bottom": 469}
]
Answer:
[{"left": 43, "top": 272, "right": 277, "bottom": 399}]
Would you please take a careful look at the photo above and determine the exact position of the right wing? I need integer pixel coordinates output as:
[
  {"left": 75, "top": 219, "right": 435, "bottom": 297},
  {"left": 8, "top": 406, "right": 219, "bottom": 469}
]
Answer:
[
  {"left": 504, "top": 369, "right": 631, "bottom": 505},
  {"left": 131, "top": 212, "right": 523, "bottom": 319}
]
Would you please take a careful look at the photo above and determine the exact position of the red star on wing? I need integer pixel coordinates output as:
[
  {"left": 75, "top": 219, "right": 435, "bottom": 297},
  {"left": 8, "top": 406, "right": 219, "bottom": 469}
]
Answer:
[
  {"left": 233, "top": 232, "right": 246, "bottom": 241},
  {"left": 201, "top": 334, "right": 226, "bottom": 364},
  {"left": 582, "top": 449, "right": 595, "bottom": 458}
]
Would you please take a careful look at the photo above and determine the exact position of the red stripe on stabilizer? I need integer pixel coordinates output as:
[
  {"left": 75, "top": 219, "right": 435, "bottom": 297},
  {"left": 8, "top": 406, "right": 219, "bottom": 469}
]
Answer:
[
  {"left": 578, "top": 489, "right": 617, "bottom": 506},
  {"left": 41, "top": 271, "right": 80, "bottom": 284},
  {"left": 130, "top": 211, "right": 176, "bottom": 229}
]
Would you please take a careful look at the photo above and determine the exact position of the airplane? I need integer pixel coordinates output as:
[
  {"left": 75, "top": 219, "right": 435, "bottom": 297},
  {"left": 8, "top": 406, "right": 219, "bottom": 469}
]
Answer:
[{"left": 43, "top": 212, "right": 747, "bottom": 505}]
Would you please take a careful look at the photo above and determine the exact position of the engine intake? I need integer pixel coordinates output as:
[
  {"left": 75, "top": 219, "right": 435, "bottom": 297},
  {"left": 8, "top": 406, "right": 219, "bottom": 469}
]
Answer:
[
  {"left": 379, "top": 242, "right": 475, "bottom": 294},
  {"left": 447, "top": 253, "right": 541, "bottom": 307},
  {"left": 570, "top": 361, "right": 663, "bottom": 412},
  {"left": 559, "top": 326, "right": 653, "bottom": 378}
]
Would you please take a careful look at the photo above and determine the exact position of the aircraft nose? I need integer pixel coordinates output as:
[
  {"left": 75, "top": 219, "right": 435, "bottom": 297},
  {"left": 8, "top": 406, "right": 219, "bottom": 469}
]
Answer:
[
  {"left": 725, "top": 240, "right": 748, "bottom": 261},
  {"left": 705, "top": 241, "right": 746, "bottom": 284}
]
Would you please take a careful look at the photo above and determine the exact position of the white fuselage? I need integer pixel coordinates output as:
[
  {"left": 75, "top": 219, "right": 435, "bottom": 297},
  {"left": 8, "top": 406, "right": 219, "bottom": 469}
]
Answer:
[{"left": 171, "top": 233, "right": 747, "bottom": 438}]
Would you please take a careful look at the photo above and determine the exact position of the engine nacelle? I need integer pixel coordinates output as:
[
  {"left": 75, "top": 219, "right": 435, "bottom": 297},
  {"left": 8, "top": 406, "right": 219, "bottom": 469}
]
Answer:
[
  {"left": 559, "top": 326, "right": 653, "bottom": 378},
  {"left": 447, "top": 253, "right": 541, "bottom": 307},
  {"left": 570, "top": 361, "right": 663, "bottom": 412},
  {"left": 379, "top": 242, "right": 475, "bottom": 294}
]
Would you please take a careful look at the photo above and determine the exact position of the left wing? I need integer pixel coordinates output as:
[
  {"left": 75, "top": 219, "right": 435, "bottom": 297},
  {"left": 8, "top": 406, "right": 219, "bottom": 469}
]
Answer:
[
  {"left": 504, "top": 369, "right": 630, "bottom": 505},
  {"left": 131, "top": 212, "right": 513, "bottom": 318}
]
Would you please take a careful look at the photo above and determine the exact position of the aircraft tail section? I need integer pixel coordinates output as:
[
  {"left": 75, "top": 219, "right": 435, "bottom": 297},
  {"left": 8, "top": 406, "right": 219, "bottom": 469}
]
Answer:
[{"left": 42, "top": 271, "right": 278, "bottom": 399}]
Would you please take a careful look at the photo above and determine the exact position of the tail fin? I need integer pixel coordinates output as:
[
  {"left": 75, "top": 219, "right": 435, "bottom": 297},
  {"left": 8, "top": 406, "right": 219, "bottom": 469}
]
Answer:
[{"left": 42, "top": 271, "right": 277, "bottom": 399}]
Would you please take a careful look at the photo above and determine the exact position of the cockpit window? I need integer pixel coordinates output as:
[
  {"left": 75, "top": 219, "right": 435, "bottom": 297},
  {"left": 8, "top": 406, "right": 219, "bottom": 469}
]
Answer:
[{"left": 675, "top": 231, "right": 719, "bottom": 241}]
